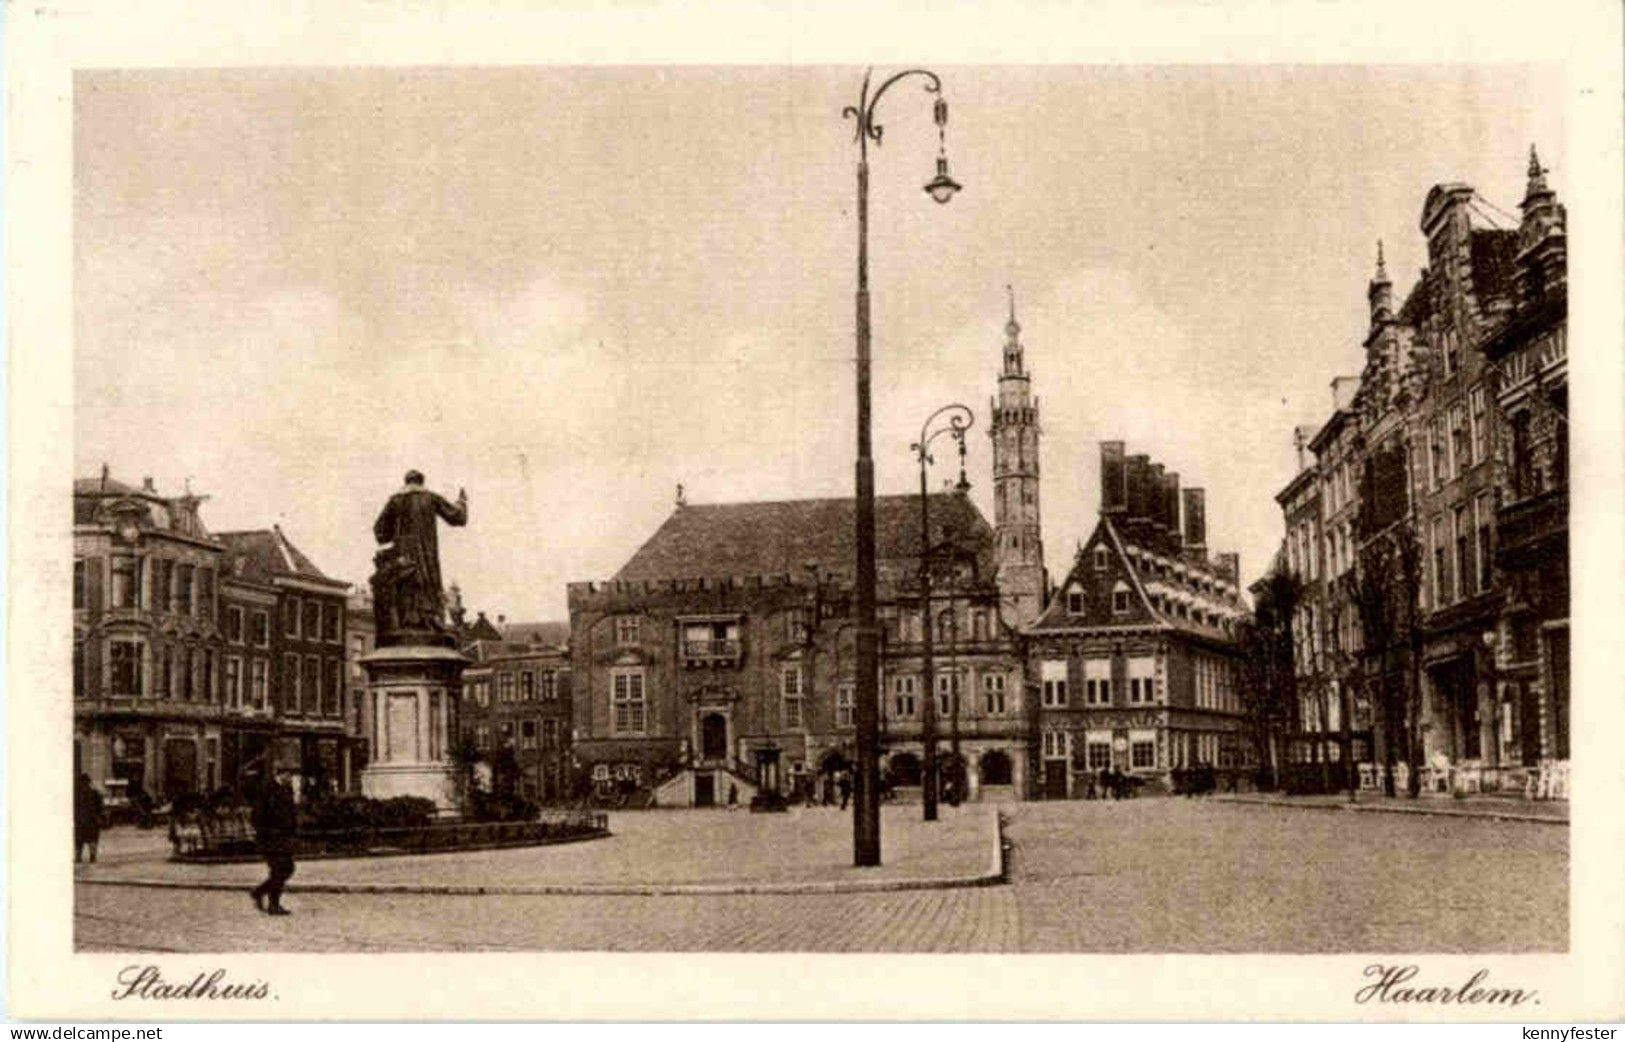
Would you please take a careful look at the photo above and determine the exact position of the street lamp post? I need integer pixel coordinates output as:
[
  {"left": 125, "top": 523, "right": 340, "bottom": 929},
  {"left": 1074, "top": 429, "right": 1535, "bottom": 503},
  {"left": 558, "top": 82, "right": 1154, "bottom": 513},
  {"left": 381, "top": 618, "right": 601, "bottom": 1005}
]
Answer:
[
  {"left": 912, "top": 404, "right": 974, "bottom": 822},
  {"left": 844, "top": 69, "right": 961, "bottom": 865}
]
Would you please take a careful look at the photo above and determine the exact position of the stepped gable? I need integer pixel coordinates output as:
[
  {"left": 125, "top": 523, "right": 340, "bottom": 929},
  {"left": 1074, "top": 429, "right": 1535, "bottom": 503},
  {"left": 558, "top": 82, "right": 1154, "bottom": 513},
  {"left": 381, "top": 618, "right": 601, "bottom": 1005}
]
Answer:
[
  {"left": 613, "top": 493, "right": 992, "bottom": 583},
  {"left": 1470, "top": 228, "right": 1521, "bottom": 302}
]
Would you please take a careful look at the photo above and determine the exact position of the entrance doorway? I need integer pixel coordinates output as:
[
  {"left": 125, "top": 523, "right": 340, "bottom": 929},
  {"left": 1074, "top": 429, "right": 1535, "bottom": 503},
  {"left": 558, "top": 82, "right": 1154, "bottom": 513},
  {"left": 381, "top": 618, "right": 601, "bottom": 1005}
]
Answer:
[
  {"left": 699, "top": 713, "right": 728, "bottom": 761},
  {"left": 162, "top": 738, "right": 198, "bottom": 800},
  {"left": 694, "top": 772, "right": 716, "bottom": 807},
  {"left": 1043, "top": 760, "right": 1068, "bottom": 800}
]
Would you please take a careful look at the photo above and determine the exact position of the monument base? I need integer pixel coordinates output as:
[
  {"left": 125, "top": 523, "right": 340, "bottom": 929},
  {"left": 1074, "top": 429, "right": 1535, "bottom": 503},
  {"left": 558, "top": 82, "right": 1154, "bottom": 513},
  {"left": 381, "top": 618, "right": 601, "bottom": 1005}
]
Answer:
[{"left": 359, "top": 643, "right": 469, "bottom": 817}]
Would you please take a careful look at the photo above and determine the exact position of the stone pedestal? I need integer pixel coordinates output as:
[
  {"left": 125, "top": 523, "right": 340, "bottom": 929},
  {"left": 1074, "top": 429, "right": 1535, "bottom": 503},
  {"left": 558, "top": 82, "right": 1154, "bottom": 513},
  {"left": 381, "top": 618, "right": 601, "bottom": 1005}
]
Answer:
[{"left": 359, "top": 643, "right": 468, "bottom": 816}]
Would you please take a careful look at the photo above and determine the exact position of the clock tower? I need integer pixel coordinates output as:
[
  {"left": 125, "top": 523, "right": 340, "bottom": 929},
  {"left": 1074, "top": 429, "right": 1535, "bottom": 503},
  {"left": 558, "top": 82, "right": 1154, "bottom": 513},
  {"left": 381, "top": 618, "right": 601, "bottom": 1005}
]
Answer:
[{"left": 989, "top": 287, "right": 1045, "bottom": 627}]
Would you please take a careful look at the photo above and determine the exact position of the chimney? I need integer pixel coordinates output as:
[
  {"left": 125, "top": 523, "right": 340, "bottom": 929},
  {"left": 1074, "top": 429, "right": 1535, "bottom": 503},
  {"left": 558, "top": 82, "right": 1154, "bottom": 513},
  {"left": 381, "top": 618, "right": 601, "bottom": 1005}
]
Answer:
[
  {"left": 1164, "top": 472, "right": 1181, "bottom": 544},
  {"left": 1182, "top": 488, "right": 1207, "bottom": 553},
  {"left": 1148, "top": 463, "right": 1167, "bottom": 530},
  {"left": 1216, "top": 552, "right": 1240, "bottom": 585},
  {"left": 142, "top": 476, "right": 155, "bottom": 492},
  {"left": 1126, "top": 454, "right": 1151, "bottom": 521},
  {"left": 100, "top": 463, "right": 109, "bottom": 490},
  {"left": 1099, "top": 441, "right": 1127, "bottom": 514}
]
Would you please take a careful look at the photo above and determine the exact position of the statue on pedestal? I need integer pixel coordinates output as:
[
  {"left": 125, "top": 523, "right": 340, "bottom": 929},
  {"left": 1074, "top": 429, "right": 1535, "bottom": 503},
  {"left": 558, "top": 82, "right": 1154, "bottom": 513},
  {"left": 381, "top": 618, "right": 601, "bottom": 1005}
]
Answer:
[{"left": 371, "top": 470, "right": 468, "bottom": 646}]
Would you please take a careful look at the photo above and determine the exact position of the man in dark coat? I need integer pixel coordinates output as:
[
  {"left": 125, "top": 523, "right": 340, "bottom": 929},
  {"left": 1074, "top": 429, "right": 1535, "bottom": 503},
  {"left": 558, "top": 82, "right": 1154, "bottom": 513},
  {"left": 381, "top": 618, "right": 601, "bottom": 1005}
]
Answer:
[
  {"left": 250, "top": 770, "right": 298, "bottom": 915},
  {"left": 372, "top": 470, "right": 467, "bottom": 635},
  {"left": 74, "top": 773, "right": 104, "bottom": 863}
]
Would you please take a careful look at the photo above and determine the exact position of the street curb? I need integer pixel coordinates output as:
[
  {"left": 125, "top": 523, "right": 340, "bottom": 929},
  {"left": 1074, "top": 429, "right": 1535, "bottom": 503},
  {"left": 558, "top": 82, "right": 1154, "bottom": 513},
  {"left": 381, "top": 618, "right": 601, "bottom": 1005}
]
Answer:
[
  {"left": 76, "top": 811, "right": 1011, "bottom": 898},
  {"left": 1213, "top": 794, "right": 1568, "bottom": 826}
]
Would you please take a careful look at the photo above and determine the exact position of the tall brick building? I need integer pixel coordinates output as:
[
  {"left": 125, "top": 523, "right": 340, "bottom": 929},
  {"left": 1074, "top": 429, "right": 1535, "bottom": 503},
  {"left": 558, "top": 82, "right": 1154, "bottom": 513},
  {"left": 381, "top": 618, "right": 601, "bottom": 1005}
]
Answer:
[
  {"left": 1024, "top": 443, "right": 1249, "bottom": 797},
  {"left": 1276, "top": 149, "right": 1568, "bottom": 797}
]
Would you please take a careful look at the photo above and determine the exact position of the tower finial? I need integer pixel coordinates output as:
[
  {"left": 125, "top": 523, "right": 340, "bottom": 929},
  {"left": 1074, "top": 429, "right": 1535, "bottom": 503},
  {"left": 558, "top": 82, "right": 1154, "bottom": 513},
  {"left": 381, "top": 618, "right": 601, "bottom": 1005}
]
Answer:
[
  {"left": 1375, "top": 240, "right": 1388, "bottom": 281},
  {"left": 1528, "top": 144, "right": 1543, "bottom": 180},
  {"left": 1004, "top": 283, "right": 1020, "bottom": 338}
]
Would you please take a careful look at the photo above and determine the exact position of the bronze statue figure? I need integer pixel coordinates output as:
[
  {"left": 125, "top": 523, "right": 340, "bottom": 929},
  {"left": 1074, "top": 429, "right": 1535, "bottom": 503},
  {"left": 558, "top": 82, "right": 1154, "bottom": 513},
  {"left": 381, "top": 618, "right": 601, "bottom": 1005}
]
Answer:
[{"left": 371, "top": 470, "right": 468, "bottom": 645}]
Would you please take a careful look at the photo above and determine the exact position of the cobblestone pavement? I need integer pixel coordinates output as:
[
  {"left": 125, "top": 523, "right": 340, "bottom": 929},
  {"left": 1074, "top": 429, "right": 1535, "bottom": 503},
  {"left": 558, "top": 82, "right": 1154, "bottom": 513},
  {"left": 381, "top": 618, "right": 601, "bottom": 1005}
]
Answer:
[
  {"left": 76, "top": 799, "right": 1565, "bottom": 952},
  {"left": 1005, "top": 799, "right": 1567, "bottom": 952},
  {"left": 1215, "top": 792, "right": 1569, "bottom": 822},
  {"left": 77, "top": 803, "right": 992, "bottom": 891}
]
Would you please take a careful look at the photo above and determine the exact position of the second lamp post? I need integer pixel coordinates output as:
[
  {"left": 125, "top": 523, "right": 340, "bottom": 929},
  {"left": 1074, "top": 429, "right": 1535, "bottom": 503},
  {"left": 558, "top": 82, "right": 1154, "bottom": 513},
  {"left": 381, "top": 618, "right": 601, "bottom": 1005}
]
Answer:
[{"left": 913, "top": 403, "right": 973, "bottom": 822}]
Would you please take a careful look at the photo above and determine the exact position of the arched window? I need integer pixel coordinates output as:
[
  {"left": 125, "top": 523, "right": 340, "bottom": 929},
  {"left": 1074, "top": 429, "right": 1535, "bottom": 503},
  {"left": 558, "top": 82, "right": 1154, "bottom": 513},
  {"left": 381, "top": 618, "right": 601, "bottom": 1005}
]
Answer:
[{"left": 979, "top": 749, "right": 1013, "bottom": 785}]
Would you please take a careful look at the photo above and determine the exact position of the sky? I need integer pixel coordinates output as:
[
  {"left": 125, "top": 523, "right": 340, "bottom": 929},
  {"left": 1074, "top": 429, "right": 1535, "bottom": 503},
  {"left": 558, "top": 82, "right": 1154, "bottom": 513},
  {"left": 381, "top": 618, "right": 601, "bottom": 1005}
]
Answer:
[{"left": 74, "top": 65, "right": 1564, "bottom": 621}]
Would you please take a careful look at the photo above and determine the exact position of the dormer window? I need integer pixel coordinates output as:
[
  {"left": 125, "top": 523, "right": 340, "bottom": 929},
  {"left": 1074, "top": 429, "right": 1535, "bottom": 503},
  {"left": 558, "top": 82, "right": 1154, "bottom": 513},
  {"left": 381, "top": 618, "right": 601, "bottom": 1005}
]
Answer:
[
  {"left": 1066, "top": 588, "right": 1084, "bottom": 614},
  {"left": 1093, "top": 546, "right": 1108, "bottom": 571},
  {"left": 1111, "top": 582, "right": 1130, "bottom": 615}
]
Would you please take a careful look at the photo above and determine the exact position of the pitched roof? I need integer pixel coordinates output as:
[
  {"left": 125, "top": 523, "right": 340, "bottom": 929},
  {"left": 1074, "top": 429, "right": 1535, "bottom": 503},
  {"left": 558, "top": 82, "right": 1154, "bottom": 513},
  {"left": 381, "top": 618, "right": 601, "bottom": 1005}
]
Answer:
[
  {"left": 217, "top": 526, "right": 338, "bottom": 585},
  {"left": 501, "top": 620, "right": 570, "bottom": 648},
  {"left": 613, "top": 493, "right": 992, "bottom": 582}
]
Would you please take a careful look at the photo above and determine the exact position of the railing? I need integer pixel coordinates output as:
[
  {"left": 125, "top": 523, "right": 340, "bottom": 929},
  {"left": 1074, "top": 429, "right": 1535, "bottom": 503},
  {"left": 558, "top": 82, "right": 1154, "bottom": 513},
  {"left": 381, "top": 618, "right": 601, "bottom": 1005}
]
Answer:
[
  {"left": 171, "top": 808, "right": 610, "bottom": 861},
  {"left": 682, "top": 639, "right": 742, "bottom": 665}
]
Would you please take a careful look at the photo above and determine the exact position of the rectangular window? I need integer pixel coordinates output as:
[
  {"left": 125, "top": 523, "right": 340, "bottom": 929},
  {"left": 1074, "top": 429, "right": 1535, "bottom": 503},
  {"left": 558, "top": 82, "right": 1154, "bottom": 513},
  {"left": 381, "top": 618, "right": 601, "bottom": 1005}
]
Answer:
[
  {"left": 1042, "top": 730, "right": 1069, "bottom": 759},
  {"left": 225, "top": 606, "right": 244, "bottom": 643},
  {"left": 1475, "top": 494, "right": 1494, "bottom": 593},
  {"left": 615, "top": 616, "right": 640, "bottom": 647},
  {"left": 73, "top": 559, "right": 87, "bottom": 610},
  {"left": 251, "top": 611, "right": 270, "bottom": 648},
  {"left": 836, "top": 683, "right": 855, "bottom": 728},
  {"left": 786, "top": 607, "right": 810, "bottom": 644},
  {"left": 1127, "top": 656, "right": 1155, "bottom": 704},
  {"left": 520, "top": 720, "right": 538, "bottom": 750},
  {"left": 1443, "top": 329, "right": 1459, "bottom": 376},
  {"left": 225, "top": 656, "right": 242, "bottom": 708},
  {"left": 323, "top": 603, "right": 340, "bottom": 642},
  {"left": 1454, "top": 505, "right": 1473, "bottom": 598},
  {"left": 283, "top": 653, "right": 300, "bottom": 713},
  {"left": 1066, "top": 590, "right": 1084, "bottom": 614},
  {"left": 284, "top": 597, "right": 300, "bottom": 637},
  {"left": 1431, "top": 420, "right": 1447, "bottom": 490},
  {"left": 982, "top": 673, "right": 1006, "bottom": 714},
  {"left": 1433, "top": 517, "right": 1451, "bottom": 605},
  {"left": 326, "top": 660, "right": 342, "bottom": 716},
  {"left": 1084, "top": 658, "right": 1111, "bottom": 706},
  {"left": 303, "top": 656, "right": 320, "bottom": 716},
  {"left": 110, "top": 640, "right": 142, "bottom": 695},
  {"left": 1086, "top": 740, "right": 1111, "bottom": 771},
  {"left": 302, "top": 600, "right": 321, "bottom": 641},
  {"left": 1450, "top": 404, "right": 1469, "bottom": 477},
  {"left": 1041, "top": 660, "right": 1068, "bottom": 707},
  {"left": 112, "top": 556, "right": 141, "bottom": 610},
  {"left": 1111, "top": 587, "right": 1130, "bottom": 614},
  {"left": 1469, "top": 385, "right": 1488, "bottom": 465},
  {"left": 1131, "top": 739, "right": 1155, "bottom": 770},
  {"left": 197, "top": 568, "right": 214, "bottom": 619},
  {"left": 73, "top": 642, "right": 87, "bottom": 697},
  {"left": 498, "top": 672, "right": 515, "bottom": 703},
  {"left": 1094, "top": 546, "right": 1108, "bottom": 571},
  {"left": 782, "top": 666, "right": 803, "bottom": 729},
  {"left": 542, "top": 719, "right": 559, "bottom": 750},
  {"left": 611, "top": 669, "right": 646, "bottom": 734},
  {"left": 251, "top": 659, "right": 268, "bottom": 710},
  {"left": 476, "top": 724, "right": 490, "bottom": 751},
  {"left": 520, "top": 671, "right": 535, "bottom": 701},
  {"left": 149, "top": 558, "right": 170, "bottom": 612},
  {"left": 540, "top": 671, "right": 556, "bottom": 700},
  {"left": 891, "top": 676, "right": 917, "bottom": 718}
]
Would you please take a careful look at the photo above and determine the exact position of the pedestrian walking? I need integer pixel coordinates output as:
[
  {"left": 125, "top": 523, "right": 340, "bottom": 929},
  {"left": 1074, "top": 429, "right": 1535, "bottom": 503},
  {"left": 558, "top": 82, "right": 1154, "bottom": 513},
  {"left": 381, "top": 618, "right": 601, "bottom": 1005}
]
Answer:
[
  {"left": 74, "top": 773, "right": 104, "bottom": 863},
  {"left": 838, "top": 771, "right": 852, "bottom": 810},
  {"left": 249, "top": 768, "right": 298, "bottom": 916},
  {"left": 727, "top": 782, "right": 739, "bottom": 808}
]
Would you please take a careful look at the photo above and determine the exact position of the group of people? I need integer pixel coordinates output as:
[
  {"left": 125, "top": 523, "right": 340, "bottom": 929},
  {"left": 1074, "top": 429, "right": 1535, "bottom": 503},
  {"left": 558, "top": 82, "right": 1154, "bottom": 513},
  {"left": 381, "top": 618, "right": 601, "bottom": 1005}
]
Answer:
[
  {"left": 75, "top": 766, "right": 302, "bottom": 917},
  {"left": 1088, "top": 767, "right": 1139, "bottom": 800}
]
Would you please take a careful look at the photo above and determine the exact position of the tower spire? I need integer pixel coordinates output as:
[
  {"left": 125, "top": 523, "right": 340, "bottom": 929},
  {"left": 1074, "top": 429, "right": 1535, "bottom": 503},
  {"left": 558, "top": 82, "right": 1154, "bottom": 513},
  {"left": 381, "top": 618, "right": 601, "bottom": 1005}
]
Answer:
[
  {"left": 1375, "top": 239, "right": 1387, "bottom": 282},
  {"left": 1002, "top": 284, "right": 1025, "bottom": 377}
]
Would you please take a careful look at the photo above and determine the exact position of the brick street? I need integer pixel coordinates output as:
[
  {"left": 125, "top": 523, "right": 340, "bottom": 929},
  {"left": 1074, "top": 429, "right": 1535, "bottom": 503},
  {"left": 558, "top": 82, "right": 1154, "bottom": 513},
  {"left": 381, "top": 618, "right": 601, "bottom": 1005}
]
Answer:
[{"left": 74, "top": 799, "right": 1565, "bottom": 952}]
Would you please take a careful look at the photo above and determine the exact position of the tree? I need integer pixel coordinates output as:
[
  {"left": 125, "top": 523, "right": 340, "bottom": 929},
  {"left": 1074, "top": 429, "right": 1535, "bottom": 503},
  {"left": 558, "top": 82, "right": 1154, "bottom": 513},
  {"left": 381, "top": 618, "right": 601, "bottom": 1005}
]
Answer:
[
  {"left": 1349, "top": 509, "right": 1426, "bottom": 798},
  {"left": 449, "top": 733, "right": 485, "bottom": 816},
  {"left": 1240, "top": 563, "right": 1303, "bottom": 790}
]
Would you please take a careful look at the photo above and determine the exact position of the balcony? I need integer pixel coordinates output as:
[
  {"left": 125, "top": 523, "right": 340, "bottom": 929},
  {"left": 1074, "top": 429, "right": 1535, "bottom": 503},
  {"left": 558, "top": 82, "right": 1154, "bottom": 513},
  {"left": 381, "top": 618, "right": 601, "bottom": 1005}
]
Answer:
[
  {"left": 1496, "top": 488, "right": 1566, "bottom": 569},
  {"left": 682, "top": 639, "right": 742, "bottom": 669}
]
